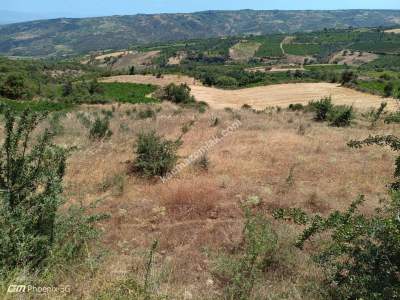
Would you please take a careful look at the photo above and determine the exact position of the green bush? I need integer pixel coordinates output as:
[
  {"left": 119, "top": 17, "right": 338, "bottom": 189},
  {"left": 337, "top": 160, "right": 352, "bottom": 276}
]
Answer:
[
  {"left": 0, "top": 108, "right": 108, "bottom": 278},
  {"left": 308, "top": 97, "right": 354, "bottom": 127},
  {"left": 288, "top": 103, "right": 305, "bottom": 111},
  {"left": 384, "top": 82, "right": 394, "bottom": 97},
  {"left": 215, "top": 75, "right": 238, "bottom": 88},
  {"left": 274, "top": 193, "right": 400, "bottom": 300},
  {"left": 0, "top": 109, "right": 66, "bottom": 273},
  {"left": 328, "top": 105, "right": 354, "bottom": 127},
  {"left": 161, "top": 83, "right": 195, "bottom": 104},
  {"left": 137, "top": 108, "right": 156, "bottom": 120},
  {"left": 0, "top": 73, "right": 32, "bottom": 100},
  {"left": 349, "top": 135, "right": 400, "bottom": 190},
  {"left": 308, "top": 97, "right": 334, "bottom": 121},
  {"left": 340, "top": 69, "right": 358, "bottom": 85},
  {"left": 364, "top": 102, "right": 387, "bottom": 128},
  {"left": 132, "top": 131, "right": 181, "bottom": 178},
  {"left": 89, "top": 116, "right": 113, "bottom": 141},
  {"left": 385, "top": 112, "right": 400, "bottom": 124}
]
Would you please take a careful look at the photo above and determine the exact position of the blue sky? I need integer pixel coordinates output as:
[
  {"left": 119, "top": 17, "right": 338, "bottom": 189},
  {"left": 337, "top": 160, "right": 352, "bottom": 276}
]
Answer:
[{"left": 1, "top": 0, "right": 400, "bottom": 18}]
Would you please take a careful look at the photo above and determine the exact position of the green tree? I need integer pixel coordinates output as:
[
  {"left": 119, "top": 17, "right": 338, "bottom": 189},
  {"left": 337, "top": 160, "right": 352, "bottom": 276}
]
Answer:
[
  {"left": 340, "top": 70, "right": 357, "bottom": 85},
  {"left": 384, "top": 82, "right": 394, "bottom": 97},
  {"left": 0, "top": 73, "right": 31, "bottom": 100},
  {"left": 87, "top": 79, "right": 103, "bottom": 95},
  {"left": 62, "top": 80, "right": 73, "bottom": 97}
]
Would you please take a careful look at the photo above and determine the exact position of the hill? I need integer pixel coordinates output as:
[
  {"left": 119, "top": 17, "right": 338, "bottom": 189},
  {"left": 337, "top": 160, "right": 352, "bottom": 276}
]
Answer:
[{"left": 1, "top": 9, "right": 400, "bottom": 57}]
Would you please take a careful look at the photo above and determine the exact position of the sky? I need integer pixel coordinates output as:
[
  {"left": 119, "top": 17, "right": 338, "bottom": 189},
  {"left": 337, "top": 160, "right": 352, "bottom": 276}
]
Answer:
[{"left": 1, "top": 0, "right": 400, "bottom": 19}]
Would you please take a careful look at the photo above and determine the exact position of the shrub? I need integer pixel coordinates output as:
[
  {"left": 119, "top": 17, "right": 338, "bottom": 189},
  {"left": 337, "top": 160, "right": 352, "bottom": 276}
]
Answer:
[
  {"left": 87, "top": 79, "right": 103, "bottom": 95},
  {"left": 97, "top": 240, "right": 164, "bottom": 299},
  {"left": 137, "top": 108, "right": 156, "bottom": 120},
  {"left": 0, "top": 109, "right": 107, "bottom": 278},
  {"left": 366, "top": 102, "right": 387, "bottom": 128},
  {"left": 161, "top": 83, "right": 195, "bottom": 104},
  {"left": 215, "top": 75, "right": 238, "bottom": 88},
  {"left": 0, "top": 109, "right": 66, "bottom": 273},
  {"left": 288, "top": 103, "right": 304, "bottom": 111},
  {"left": 62, "top": 80, "right": 74, "bottom": 97},
  {"left": 273, "top": 133, "right": 400, "bottom": 298},
  {"left": 328, "top": 105, "right": 354, "bottom": 127},
  {"left": 197, "top": 102, "right": 208, "bottom": 113},
  {"left": 274, "top": 193, "right": 400, "bottom": 300},
  {"left": 181, "top": 120, "right": 195, "bottom": 134},
  {"left": 348, "top": 135, "right": 400, "bottom": 190},
  {"left": 132, "top": 131, "right": 181, "bottom": 178},
  {"left": 241, "top": 104, "right": 252, "bottom": 110},
  {"left": 214, "top": 208, "right": 278, "bottom": 300},
  {"left": 308, "top": 97, "right": 334, "bottom": 121},
  {"left": 210, "top": 116, "right": 220, "bottom": 127},
  {"left": 0, "top": 73, "right": 31, "bottom": 100},
  {"left": 385, "top": 112, "right": 400, "bottom": 124},
  {"left": 384, "top": 82, "right": 394, "bottom": 97},
  {"left": 194, "top": 152, "right": 209, "bottom": 171},
  {"left": 89, "top": 116, "right": 113, "bottom": 141},
  {"left": 340, "top": 70, "right": 357, "bottom": 85}
]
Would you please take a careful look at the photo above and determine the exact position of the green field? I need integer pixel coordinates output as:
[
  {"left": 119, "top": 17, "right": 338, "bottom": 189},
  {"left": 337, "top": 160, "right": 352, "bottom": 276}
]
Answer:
[
  {"left": 0, "top": 98, "right": 74, "bottom": 112},
  {"left": 100, "top": 82, "right": 158, "bottom": 103},
  {"left": 252, "top": 36, "right": 284, "bottom": 57},
  {"left": 284, "top": 43, "right": 323, "bottom": 56}
]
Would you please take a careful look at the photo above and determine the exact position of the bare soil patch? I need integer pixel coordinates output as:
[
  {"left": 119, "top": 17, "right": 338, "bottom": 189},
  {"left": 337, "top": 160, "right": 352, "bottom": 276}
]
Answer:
[
  {"left": 167, "top": 51, "right": 187, "bottom": 65},
  {"left": 111, "top": 50, "right": 160, "bottom": 70},
  {"left": 229, "top": 41, "right": 261, "bottom": 61},
  {"left": 95, "top": 51, "right": 133, "bottom": 60},
  {"left": 329, "top": 50, "right": 378, "bottom": 66}
]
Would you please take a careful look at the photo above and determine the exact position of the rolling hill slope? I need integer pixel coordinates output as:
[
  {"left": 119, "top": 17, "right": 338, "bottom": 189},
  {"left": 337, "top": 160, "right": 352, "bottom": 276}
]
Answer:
[{"left": 1, "top": 9, "right": 400, "bottom": 57}]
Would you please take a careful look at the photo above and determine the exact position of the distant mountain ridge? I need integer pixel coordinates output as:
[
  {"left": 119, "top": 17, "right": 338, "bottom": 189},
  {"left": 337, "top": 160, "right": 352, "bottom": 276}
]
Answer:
[{"left": 1, "top": 9, "right": 400, "bottom": 57}]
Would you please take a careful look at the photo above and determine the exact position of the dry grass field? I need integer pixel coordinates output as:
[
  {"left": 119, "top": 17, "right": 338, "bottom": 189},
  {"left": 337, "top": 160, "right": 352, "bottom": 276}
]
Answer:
[
  {"left": 14, "top": 101, "right": 397, "bottom": 299},
  {"left": 385, "top": 28, "right": 400, "bottom": 34},
  {"left": 95, "top": 51, "right": 134, "bottom": 60},
  {"left": 102, "top": 75, "right": 397, "bottom": 110}
]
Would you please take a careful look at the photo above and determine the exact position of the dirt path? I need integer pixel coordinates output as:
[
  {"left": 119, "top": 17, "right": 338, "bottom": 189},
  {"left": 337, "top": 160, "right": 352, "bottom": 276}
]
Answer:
[
  {"left": 280, "top": 40, "right": 286, "bottom": 55},
  {"left": 102, "top": 75, "right": 396, "bottom": 110}
]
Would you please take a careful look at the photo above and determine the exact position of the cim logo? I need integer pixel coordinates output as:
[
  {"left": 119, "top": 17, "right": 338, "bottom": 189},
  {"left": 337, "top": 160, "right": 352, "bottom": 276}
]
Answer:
[{"left": 7, "top": 285, "right": 27, "bottom": 293}]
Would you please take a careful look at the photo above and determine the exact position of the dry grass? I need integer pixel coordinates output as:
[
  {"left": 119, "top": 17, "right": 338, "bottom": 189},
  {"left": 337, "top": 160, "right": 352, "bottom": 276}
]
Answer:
[
  {"left": 385, "top": 28, "right": 400, "bottom": 34},
  {"left": 157, "top": 179, "right": 221, "bottom": 222},
  {"left": 329, "top": 49, "right": 378, "bottom": 66},
  {"left": 103, "top": 75, "right": 397, "bottom": 110},
  {"left": 7, "top": 102, "right": 397, "bottom": 299},
  {"left": 229, "top": 41, "right": 261, "bottom": 61}
]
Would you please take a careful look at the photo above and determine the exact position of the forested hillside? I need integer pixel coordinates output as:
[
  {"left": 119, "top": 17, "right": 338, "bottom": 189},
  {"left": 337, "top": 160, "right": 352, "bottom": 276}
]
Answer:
[{"left": 1, "top": 9, "right": 400, "bottom": 57}]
